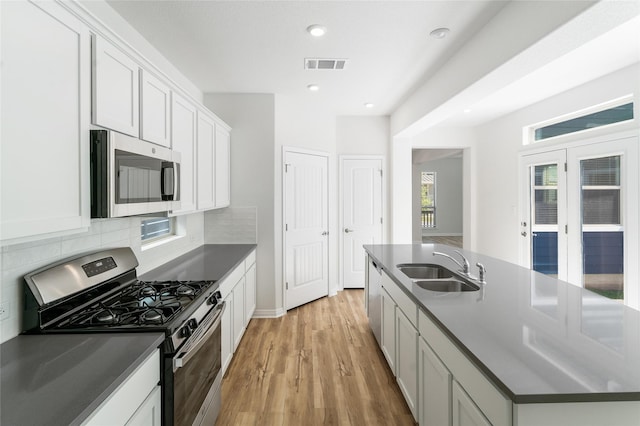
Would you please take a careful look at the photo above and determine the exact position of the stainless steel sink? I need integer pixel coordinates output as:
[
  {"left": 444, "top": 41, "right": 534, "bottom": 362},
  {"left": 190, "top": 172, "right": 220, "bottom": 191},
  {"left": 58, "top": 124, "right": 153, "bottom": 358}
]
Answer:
[
  {"left": 396, "top": 263, "right": 481, "bottom": 292},
  {"left": 396, "top": 263, "right": 454, "bottom": 279},
  {"left": 414, "top": 279, "right": 480, "bottom": 292}
]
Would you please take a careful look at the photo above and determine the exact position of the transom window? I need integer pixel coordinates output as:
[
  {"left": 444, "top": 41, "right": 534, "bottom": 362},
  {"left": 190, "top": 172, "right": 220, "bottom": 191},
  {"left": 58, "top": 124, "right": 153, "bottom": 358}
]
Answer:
[{"left": 529, "top": 100, "right": 634, "bottom": 143}]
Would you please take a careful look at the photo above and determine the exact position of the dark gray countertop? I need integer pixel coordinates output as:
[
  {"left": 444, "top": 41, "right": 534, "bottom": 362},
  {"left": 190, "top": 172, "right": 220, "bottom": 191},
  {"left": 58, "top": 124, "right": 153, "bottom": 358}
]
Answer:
[
  {"left": 364, "top": 244, "right": 640, "bottom": 404},
  {"left": 0, "top": 332, "right": 164, "bottom": 426},
  {"left": 139, "top": 244, "right": 256, "bottom": 282}
]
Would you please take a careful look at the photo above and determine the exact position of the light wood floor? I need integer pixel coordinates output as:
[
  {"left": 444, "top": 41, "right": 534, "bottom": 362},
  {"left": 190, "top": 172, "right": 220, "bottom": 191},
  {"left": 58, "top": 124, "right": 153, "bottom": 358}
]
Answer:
[{"left": 215, "top": 290, "right": 416, "bottom": 426}]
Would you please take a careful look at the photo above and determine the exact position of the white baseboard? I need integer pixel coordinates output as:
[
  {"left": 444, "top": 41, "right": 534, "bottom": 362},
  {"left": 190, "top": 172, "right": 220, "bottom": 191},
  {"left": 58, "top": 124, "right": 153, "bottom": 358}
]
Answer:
[
  {"left": 421, "top": 232, "right": 463, "bottom": 237},
  {"left": 252, "top": 307, "right": 286, "bottom": 318}
]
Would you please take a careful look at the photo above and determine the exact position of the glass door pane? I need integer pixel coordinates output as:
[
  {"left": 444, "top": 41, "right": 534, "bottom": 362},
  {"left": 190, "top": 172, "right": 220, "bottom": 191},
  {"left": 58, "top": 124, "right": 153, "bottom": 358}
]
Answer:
[
  {"left": 520, "top": 149, "right": 567, "bottom": 281},
  {"left": 580, "top": 155, "right": 623, "bottom": 300},
  {"left": 532, "top": 164, "right": 559, "bottom": 276}
]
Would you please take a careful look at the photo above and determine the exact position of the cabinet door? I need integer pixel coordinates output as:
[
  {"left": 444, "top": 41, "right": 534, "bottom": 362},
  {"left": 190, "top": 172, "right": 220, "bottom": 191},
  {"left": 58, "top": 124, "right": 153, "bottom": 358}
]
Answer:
[
  {"left": 221, "top": 292, "right": 233, "bottom": 376},
  {"left": 396, "top": 309, "right": 418, "bottom": 421},
  {"left": 452, "top": 380, "right": 492, "bottom": 426},
  {"left": 381, "top": 287, "right": 396, "bottom": 374},
  {"left": 420, "top": 337, "right": 452, "bottom": 426},
  {"left": 214, "top": 126, "right": 230, "bottom": 208},
  {"left": 1, "top": 0, "right": 90, "bottom": 241},
  {"left": 245, "top": 262, "right": 257, "bottom": 324},
  {"left": 125, "top": 386, "right": 161, "bottom": 426},
  {"left": 171, "top": 92, "right": 197, "bottom": 213},
  {"left": 232, "top": 277, "right": 246, "bottom": 350},
  {"left": 92, "top": 35, "right": 139, "bottom": 136},
  {"left": 197, "top": 111, "right": 216, "bottom": 210},
  {"left": 140, "top": 70, "right": 170, "bottom": 147}
]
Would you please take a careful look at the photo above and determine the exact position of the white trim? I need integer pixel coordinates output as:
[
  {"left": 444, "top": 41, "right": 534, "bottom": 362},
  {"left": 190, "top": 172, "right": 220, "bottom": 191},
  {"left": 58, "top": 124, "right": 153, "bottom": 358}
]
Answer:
[
  {"left": 338, "top": 155, "right": 386, "bottom": 291},
  {"left": 252, "top": 308, "right": 286, "bottom": 319},
  {"left": 281, "top": 146, "right": 331, "bottom": 312}
]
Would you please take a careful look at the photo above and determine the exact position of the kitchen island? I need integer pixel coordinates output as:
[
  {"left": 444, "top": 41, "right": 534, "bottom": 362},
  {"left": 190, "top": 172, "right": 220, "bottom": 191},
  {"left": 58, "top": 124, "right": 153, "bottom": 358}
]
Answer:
[{"left": 365, "top": 244, "right": 640, "bottom": 426}]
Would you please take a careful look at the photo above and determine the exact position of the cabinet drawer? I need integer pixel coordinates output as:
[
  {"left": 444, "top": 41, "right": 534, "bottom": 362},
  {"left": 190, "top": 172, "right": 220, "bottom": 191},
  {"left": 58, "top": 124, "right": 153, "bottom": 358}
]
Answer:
[
  {"left": 219, "top": 263, "right": 245, "bottom": 299},
  {"left": 419, "top": 310, "right": 512, "bottom": 426},
  {"left": 84, "top": 349, "right": 159, "bottom": 425},
  {"left": 381, "top": 272, "right": 417, "bottom": 327}
]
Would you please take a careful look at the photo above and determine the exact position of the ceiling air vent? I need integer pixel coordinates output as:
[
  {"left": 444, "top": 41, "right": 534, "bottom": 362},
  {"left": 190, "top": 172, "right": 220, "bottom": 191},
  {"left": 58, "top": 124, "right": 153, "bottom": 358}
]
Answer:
[{"left": 305, "top": 58, "right": 347, "bottom": 70}]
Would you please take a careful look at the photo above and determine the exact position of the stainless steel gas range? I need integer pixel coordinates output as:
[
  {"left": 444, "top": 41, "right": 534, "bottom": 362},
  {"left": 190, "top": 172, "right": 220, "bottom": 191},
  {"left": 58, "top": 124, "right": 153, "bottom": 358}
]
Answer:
[{"left": 23, "top": 247, "right": 224, "bottom": 426}]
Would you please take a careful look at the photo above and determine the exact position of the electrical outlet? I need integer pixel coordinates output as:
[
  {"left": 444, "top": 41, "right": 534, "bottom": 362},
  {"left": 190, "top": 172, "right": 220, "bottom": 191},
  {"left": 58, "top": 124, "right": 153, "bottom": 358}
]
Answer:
[{"left": 0, "top": 302, "right": 10, "bottom": 321}]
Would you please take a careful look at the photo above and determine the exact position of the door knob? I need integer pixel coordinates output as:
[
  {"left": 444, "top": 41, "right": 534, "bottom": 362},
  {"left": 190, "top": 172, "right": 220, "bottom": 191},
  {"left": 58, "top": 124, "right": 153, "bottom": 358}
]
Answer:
[
  {"left": 344, "top": 228, "right": 354, "bottom": 233},
  {"left": 520, "top": 231, "right": 527, "bottom": 237},
  {"left": 321, "top": 231, "right": 328, "bottom": 236}
]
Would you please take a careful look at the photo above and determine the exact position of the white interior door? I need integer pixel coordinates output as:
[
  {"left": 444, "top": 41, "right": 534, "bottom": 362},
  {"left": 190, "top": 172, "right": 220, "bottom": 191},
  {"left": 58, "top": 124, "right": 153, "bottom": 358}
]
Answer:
[
  {"left": 341, "top": 157, "right": 383, "bottom": 288},
  {"left": 284, "top": 150, "right": 329, "bottom": 310}
]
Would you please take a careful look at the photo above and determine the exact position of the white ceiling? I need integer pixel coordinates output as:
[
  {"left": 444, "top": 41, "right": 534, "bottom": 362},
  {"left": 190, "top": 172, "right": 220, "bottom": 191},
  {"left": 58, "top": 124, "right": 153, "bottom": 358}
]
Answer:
[{"left": 106, "top": 0, "right": 508, "bottom": 116}]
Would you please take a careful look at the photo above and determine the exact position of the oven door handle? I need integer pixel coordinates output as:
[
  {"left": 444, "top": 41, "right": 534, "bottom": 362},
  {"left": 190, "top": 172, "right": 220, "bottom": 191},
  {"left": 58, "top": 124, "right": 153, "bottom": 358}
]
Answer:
[{"left": 173, "top": 302, "right": 225, "bottom": 371}]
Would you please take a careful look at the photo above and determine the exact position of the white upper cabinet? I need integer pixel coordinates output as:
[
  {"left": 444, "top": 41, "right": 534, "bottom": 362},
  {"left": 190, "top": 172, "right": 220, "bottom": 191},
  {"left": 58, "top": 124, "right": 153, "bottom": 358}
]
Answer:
[
  {"left": 1, "top": 0, "right": 91, "bottom": 241},
  {"left": 171, "top": 92, "right": 198, "bottom": 213},
  {"left": 140, "top": 70, "right": 171, "bottom": 147},
  {"left": 214, "top": 125, "right": 231, "bottom": 208},
  {"left": 197, "top": 111, "right": 216, "bottom": 210},
  {"left": 92, "top": 35, "right": 139, "bottom": 137}
]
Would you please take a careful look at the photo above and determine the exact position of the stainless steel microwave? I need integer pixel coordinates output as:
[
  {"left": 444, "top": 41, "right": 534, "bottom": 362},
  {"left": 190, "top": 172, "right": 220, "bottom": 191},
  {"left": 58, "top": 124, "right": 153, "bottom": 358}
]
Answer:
[{"left": 90, "top": 129, "right": 181, "bottom": 218}]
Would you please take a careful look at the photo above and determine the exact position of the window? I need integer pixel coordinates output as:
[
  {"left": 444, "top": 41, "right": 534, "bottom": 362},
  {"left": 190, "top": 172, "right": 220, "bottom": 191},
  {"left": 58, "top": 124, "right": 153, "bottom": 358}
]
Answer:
[
  {"left": 530, "top": 101, "right": 634, "bottom": 143},
  {"left": 141, "top": 217, "right": 174, "bottom": 242},
  {"left": 421, "top": 172, "right": 436, "bottom": 228}
]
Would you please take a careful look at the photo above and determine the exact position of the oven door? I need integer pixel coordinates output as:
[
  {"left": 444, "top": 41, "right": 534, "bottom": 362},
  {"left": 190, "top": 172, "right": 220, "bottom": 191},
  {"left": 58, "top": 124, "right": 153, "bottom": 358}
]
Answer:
[{"left": 172, "top": 302, "right": 225, "bottom": 426}]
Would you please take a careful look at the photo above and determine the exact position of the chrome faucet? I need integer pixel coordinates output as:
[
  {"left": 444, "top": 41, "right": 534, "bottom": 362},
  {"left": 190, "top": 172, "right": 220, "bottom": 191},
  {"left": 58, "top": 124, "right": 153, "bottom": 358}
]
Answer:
[
  {"left": 433, "top": 250, "right": 470, "bottom": 275},
  {"left": 476, "top": 262, "right": 486, "bottom": 284}
]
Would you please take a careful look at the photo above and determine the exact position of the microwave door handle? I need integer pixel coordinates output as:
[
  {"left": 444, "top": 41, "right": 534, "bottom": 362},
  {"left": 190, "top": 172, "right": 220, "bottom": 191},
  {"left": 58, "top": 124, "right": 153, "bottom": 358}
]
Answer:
[
  {"left": 161, "top": 162, "right": 176, "bottom": 201},
  {"left": 173, "top": 162, "right": 180, "bottom": 201},
  {"left": 173, "top": 303, "right": 225, "bottom": 371}
]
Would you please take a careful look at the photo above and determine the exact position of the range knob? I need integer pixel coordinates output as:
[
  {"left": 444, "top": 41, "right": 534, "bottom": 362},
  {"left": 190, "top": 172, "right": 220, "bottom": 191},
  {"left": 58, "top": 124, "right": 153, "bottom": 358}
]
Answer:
[
  {"left": 207, "top": 291, "right": 222, "bottom": 305},
  {"left": 181, "top": 326, "right": 192, "bottom": 338},
  {"left": 188, "top": 318, "right": 198, "bottom": 329}
]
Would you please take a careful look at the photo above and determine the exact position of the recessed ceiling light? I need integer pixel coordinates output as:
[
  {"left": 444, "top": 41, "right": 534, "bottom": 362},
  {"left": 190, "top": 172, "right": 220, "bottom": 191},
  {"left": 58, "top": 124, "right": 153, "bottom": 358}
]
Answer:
[
  {"left": 365, "top": 103, "right": 374, "bottom": 108},
  {"left": 430, "top": 27, "right": 450, "bottom": 39},
  {"left": 307, "top": 25, "right": 327, "bottom": 37},
  {"left": 307, "top": 84, "right": 319, "bottom": 91}
]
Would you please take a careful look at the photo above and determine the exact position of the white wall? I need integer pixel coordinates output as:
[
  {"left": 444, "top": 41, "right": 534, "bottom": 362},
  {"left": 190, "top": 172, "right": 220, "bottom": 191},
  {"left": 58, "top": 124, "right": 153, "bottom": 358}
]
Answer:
[
  {"left": 203, "top": 93, "right": 277, "bottom": 316},
  {"left": 472, "top": 64, "right": 640, "bottom": 263},
  {"left": 412, "top": 157, "right": 463, "bottom": 242}
]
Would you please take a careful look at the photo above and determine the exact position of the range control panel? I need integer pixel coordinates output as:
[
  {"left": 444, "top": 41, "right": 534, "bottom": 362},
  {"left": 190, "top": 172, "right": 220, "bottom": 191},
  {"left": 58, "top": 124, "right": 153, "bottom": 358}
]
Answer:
[{"left": 82, "top": 257, "right": 117, "bottom": 277}]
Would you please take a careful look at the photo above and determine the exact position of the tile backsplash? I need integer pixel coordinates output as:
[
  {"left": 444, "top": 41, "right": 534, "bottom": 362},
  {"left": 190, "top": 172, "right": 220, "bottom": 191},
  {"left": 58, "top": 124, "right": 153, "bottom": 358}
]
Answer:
[
  {"left": 0, "top": 212, "right": 205, "bottom": 343},
  {"left": 204, "top": 207, "right": 257, "bottom": 244}
]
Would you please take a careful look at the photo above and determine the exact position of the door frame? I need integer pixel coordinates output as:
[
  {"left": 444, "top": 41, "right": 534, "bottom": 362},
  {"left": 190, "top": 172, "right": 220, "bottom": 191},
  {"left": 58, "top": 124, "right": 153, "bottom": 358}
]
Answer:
[
  {"left": 338, "top": 155, "right": 386, "bottom": 290},
  {"left": 282, "top": 146, "right": 330, "bottom": 311}
]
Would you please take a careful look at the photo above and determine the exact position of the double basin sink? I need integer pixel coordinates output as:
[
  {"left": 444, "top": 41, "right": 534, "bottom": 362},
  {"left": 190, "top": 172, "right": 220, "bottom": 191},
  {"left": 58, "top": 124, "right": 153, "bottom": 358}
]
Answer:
[{"left": 396, "top": 264, "right": 480, "bottom": 292}]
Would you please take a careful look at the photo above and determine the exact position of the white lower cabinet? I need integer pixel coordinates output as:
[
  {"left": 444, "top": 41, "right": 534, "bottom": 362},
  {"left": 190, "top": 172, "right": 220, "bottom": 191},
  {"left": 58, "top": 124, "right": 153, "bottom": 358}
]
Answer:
[
  {"left": 125, "top": 386, "right": 161, "bottom": 426},
  {"left": 381, "top": 287, "right": 396, "bottom": 373},
  {"left": 396, "top": 308, "right": 418, "bottom": 421},
  {"left": 245, "top": 262, "right": 257, "bottom": 323},
  {"left": 83, "top": 350, "right": 160, "bottom": 426},
  {"left": 220, "top": 249, "right": 257, "bottom": 376},
  {"left": 452, "top": 380, "right": 492, "bottom": 426},
  {"left": 419, "top": 336, "right": 452, "bottom": 426},
  {"left": 232, "top": 276, "right": 246, "bottom": 351},
  {"left": 221, "top": 290, "right": 234, "bottom": 375},
  {"left": 377, "top": 271, "right": 510, "bottom": 426}
]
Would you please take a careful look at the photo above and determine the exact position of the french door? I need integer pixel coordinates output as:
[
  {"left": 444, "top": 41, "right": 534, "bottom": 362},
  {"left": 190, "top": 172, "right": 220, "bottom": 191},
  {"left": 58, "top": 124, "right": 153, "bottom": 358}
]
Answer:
[{"left": 520, "top": 136, "right": 638, "bottom": 308}]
